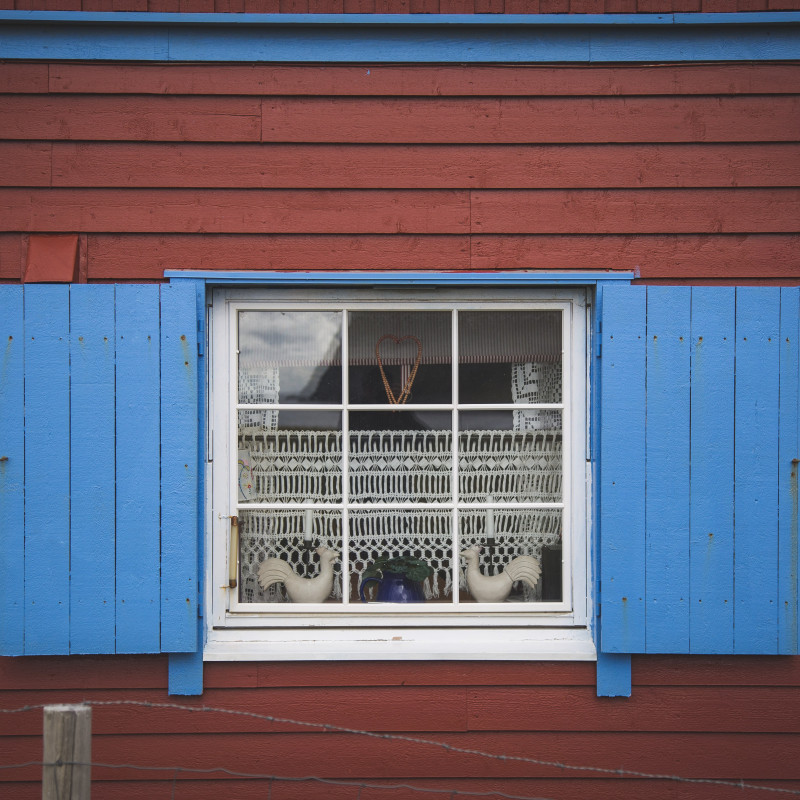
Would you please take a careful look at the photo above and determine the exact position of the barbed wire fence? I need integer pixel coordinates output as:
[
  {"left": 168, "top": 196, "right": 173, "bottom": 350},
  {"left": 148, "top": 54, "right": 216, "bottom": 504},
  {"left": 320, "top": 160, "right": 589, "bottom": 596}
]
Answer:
[{"left": 2, "top": 699, "right": 799, "bottom": 799}]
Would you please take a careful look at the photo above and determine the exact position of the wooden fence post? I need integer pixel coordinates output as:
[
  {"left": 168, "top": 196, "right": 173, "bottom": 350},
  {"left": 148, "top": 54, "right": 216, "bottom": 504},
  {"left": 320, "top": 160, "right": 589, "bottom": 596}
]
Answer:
[{"left": 43, "top": 704, "right": 91, "bottom": 800}]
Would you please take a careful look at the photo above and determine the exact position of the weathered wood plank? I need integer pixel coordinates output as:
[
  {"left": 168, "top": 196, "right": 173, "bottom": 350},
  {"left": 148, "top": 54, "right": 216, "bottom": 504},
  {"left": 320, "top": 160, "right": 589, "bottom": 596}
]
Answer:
[
  {"left": 600, "top": 284, "right": 647, "bottom": 653},
  {"left": 23, "top": 286, "right": 70, "bottom": 655},
  {"left": 470, "top": 188, "right": 800, "bottom": 233},
  {"left": 734, "top": 287, "right": 782, "bottom": 653},
  {"left": 261, "top": 96, "right": 800, "bottom": 143},
  {"left": 0, "top": 143, "right": 51, "bottom": 186},
  {"left": 689, "top": 286, "right": 736, "bottom": 653},
  {"left": 86, "top": 234, "right": 472, "bottom": 278},
  {"left": 0, "top": 286, "right": 24, "bottom": 655},
  {"left": 69, "top": 284, "right": 116, "bottom": 654},
  {"left": 0, "top": 189, "right": 471, "bottom": 234},
  {"left": 49, "top": 143, "right": 800, "bottom": 189},
  {"left": 470, "top": 234, "right": 800, "bottom": 278},
  {"left": 0, "top": 234, "right": 22, "bottom": 280},
  {"left": 644, "top": 287, "right": 691, "bottom": 653},
  {"left": 0, "top": 63, "right": 48, "bottom": 93},
  {"left": 115, "top": 284, "right": 162, "bottom": 654},
  {"left": 0, "top": 96, "right": 261, "bottom": 142}
]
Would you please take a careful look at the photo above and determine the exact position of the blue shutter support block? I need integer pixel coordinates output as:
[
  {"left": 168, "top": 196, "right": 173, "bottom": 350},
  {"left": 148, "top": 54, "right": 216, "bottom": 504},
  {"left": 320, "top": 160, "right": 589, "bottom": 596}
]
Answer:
[
  {"left": 23, "top": 285, "right": 71, "bottom": 655},
  {"left": 116, "top": 284, "right": 162, "bottom": 654},
  {"left": 596, "top": 652, "right": 632, "bottom": 697},
  {"left": 0, "top": 286, "right": 24, "bottom": 656},
  {"left": 689, "top": 287, "right": 735, "bottom": 654},
  {"left": 69, "top": 285, "right": 116, "bottom": 654},
  {"left": 1, "top": 12, "right": 798, "bottom": 62}
]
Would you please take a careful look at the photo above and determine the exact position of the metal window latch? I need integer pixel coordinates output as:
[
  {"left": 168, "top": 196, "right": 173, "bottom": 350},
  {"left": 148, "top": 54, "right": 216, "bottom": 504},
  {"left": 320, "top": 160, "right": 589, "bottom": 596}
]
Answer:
[{"left": 228, "top": 515, "right": 239, "bottom": 589}]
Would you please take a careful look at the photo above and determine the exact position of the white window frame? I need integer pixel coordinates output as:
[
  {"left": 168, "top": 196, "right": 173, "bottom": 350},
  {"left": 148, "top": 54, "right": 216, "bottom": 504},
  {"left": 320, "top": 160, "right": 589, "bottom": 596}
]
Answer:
[{"left": 205, "top": 284, "right": 595, "bottom": 661}]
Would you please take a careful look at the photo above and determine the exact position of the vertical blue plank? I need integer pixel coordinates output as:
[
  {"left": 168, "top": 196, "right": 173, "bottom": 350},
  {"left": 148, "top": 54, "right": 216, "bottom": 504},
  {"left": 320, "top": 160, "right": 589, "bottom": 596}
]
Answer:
[
  {"left": 734, "top": 287, "right": 781, "bottom": 653},
  {"left": 645, "top": 287, "right": 691, "bottom": 652},
  {"left": 600, "top": 284, "right": 647, "bottom": 653},
  {"left": 24, "top": 285, "right": 70, "bottom": 654},
  {"left": 689, "top": 287, "right": 735, "bottom": 653},
  {"left": 70, "top": 285, "right": 116, "bottom": 654},
  {"left": 160, "top": 281, "right": 199, "bottom": 653},
  {"left": 778, "top": 287, "right": 800, "bottom": 655},
  {"left": 0, "top": 287, "right": 24, "bottom": 655},
  {"left": 116, "top": 284, "right": 161, "bottom": 654}
]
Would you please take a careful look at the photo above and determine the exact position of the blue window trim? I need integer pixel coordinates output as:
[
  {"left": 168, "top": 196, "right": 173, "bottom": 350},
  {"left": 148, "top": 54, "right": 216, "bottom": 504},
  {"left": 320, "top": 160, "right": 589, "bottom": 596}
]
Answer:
[
  {"left": 1, "top": 11, "right": 799, "bottom": 62},
  {"left": 165, "top": 269, "right": 632, "bottom": 696}
]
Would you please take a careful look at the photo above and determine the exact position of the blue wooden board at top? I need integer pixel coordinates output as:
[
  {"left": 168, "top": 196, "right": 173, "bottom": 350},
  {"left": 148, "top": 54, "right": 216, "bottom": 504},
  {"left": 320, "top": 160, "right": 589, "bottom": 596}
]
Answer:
[
  {"left": 69, "top": 285, "right": 116, "bottom": 654},
  {"left": 0, "top": 286, "right": 24, "bottom": 656}
]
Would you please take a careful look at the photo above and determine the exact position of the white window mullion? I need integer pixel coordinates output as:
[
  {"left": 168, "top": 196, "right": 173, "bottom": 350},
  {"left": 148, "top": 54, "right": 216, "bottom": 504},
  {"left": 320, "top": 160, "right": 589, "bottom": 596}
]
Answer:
[
  {"left": 341, "top": 309, "right": 351, "bottom": 605},
  {"left": 451, "top": 308, "right": 460, "bottom": 608}
]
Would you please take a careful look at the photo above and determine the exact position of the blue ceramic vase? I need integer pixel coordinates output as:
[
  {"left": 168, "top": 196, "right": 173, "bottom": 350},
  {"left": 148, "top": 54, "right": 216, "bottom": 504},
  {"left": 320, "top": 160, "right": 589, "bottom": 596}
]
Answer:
[{"left": 359, "top": 570, "right": 426, "bottom": 603}]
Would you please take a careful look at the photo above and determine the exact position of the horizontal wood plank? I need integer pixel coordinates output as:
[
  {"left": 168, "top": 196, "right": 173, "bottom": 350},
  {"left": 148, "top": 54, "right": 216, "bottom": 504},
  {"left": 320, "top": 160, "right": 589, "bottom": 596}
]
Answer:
[
  {"left": 85, "top": 234, "right": 472, "bottom": 278},
  {"left": 262, "top": 96, "right": 800, "bottom": 143},
  {"left": 0, "top": 96, "right": 261, "bottom": 142},
  {"left": 0, "top": 188, "right": 470, "bottom": 233},
  {"left": 0, "top": 233, "right": 22, "bottom": 280},
  {"left": 470, "top": 188, "right": 800, "bottom": 233},
  {"left": 470, "top": 233, "right": 800, "bottom": 278},
  {"left": 0, "top": 63, "right": 48, "bottom": 93},
  {"left": 47, "top": 142, "right": 800, "bottom": 189},
  {"left": 2, "top": 731, "right": 799, "bottom": 780},
  {"left": 43, "top": 62, "right": 800, "bottom": 96},
  {"left": 0, "top": 142, "right": 51, "bottom": 186}
]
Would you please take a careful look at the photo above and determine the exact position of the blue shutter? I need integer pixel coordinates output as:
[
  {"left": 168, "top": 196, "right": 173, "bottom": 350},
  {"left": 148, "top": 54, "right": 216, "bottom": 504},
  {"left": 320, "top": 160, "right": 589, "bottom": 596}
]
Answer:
[
  {"left": 600, "top": 285, "right": 800, "bottom": 655},
  {"left": 0, "top": 283, "right": 199, "bottom": 656}
]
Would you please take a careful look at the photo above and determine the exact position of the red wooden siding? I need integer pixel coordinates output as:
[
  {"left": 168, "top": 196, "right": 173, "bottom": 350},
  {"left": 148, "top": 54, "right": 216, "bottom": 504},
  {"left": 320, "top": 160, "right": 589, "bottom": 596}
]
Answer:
[
  {"left": 1, "top": 62, "right": 798, "bottom": 284},
  {"left": 1, "top": 656, "right": 800, "bottom": 798}
]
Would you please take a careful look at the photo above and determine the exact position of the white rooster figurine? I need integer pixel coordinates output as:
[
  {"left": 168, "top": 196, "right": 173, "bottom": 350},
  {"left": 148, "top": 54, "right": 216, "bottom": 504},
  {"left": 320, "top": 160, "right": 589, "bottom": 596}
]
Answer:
[
  {"left": 460, "top": 544, "right": 541, "bottom": 603},
  {"left": 258, "top": 546, "right": 339, "bottom": 603}
]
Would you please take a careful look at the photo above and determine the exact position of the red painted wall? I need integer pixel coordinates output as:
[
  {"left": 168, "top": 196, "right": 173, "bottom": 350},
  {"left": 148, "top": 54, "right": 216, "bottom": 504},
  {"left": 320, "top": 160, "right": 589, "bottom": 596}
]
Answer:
[
  {"left": 1, "top": 58, "right": 799, "bottom": 798},
  {"left": 1, "top": 62, "right": 799, "bottom": 284},
  {"left": 2, "top": 655, "right": 800, "bottom": 797}
]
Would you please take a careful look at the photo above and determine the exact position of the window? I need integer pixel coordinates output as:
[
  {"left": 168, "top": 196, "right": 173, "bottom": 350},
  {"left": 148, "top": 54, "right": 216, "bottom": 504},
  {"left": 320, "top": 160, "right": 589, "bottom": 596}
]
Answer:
[{"left": 207, "top": 286, "right": 592, "bottom": 659}]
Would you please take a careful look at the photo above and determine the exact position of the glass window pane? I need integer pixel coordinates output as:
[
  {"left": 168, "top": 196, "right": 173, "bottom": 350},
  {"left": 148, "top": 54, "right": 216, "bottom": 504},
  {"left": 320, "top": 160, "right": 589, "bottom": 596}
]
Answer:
[
  {"left": 238, "top": 411, "right": 342, "bottom": 503},
  {"left": 349, "top": 411, "right": 452, "bottom": 503},
  {"left": 458, "top": 310, "right": 562, "bottom": 405},
  {"left": 459, "top": 509, "right": 562, "bottom": 603},
  {"left": 238, "top": 509, "right": 343, "bottom": 604},
  {"left": 238, "top": 310, "right": 342, "bottom": 405},
  {"left": 348, "top": 311, "right": 451, "bottom": 404},
  {"left": 349, "top": 510, "right": 453, "bottom": 604},
  {"left": 458, "top": 412, "right": 562, "bottom": 503}
]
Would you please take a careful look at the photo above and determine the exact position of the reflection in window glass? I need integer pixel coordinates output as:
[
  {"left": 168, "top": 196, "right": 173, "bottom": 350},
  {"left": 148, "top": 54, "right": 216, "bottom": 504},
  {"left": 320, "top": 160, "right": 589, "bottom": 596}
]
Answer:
[{"left": 238, "top": 310, "right": 342, "bottom": 404}]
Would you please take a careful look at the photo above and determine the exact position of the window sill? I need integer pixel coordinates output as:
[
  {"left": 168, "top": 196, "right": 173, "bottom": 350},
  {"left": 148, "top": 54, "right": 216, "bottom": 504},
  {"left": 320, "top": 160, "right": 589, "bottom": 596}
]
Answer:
[{"left": 203, "top": 626, "right": 596, "bottom": 661}]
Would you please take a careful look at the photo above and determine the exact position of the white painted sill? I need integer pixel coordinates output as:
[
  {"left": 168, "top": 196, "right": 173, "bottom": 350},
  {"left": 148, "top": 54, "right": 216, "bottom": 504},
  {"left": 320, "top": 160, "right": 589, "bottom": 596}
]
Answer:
[{"left": 203, "top": 626, "right": 596, "bottom": 661}]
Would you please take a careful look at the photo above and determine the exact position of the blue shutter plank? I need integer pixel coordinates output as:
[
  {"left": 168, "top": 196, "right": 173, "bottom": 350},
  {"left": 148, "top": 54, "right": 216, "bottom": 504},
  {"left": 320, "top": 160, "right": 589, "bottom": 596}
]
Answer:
[
  {"left": 115, "top": 284, "right": 162, "bottom": 654},
  {"left": 778, "top": 287, "right": 799, "bottom": 655},
  {"left": 69, "top": 285, "right": 116, "bottom": 654},
  {"left": 734, "top": 288, "right": 782, "bottom": 653},
  {"left": 689, "top": 287, "right": 735, "bottom": 653},
  {"left": 160, "top": 281, "right": 199, "bottom": 654},
  {"left": 644, "top": 287, "right": 691, "bottom": 653},
  {"left": 600, "top": 284, "right": 647, "bottom": 653},
  {"left": 0, "top": 286, "right": 24, "bottom": 656},
  {"left": 24, "top": 285, "right": 71, "bottom": 654}
]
